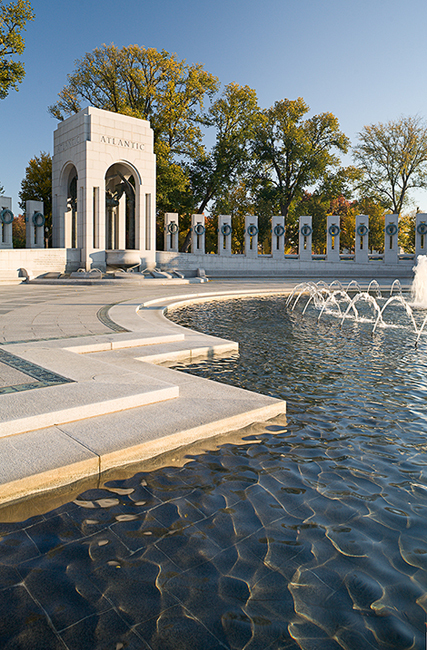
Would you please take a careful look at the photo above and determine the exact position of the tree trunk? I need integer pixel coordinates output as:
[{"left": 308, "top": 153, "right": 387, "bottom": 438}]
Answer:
[{"left": 180, "top": 229, "right": 192, "bottom": 253}]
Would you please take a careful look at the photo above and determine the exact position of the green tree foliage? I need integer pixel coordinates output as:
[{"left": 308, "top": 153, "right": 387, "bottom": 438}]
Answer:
[
  {"left": 253, "top": 97, "right": 350, "bottom": 226},
  {"left": 0, "top": 0, "right": 34, "bottom": 99},
  {"left": 354, "top": 115, "right": 427, "bottom": 214},
  {"left": 178, "top": 82, "right": 261, "bottom": 250},
  {"left": 18, "top": 151, "right": 52, "bottom": 243},
  {"left": 188, "top": 83, "right": 261, "bottom": 213},
  {"left": 48, "top": 44, "right": 219, "bottom": 217}
]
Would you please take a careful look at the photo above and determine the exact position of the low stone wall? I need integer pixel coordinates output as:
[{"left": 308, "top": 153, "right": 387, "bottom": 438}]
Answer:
[
  {"left": 156, "top": 250, "right": 415, "bottom": 279},
  {"left": 0, "top": 248, "right": 416, "bottom": 283},
  {"left": 0, "top": 249, "right": 81, "bottom": 282}
]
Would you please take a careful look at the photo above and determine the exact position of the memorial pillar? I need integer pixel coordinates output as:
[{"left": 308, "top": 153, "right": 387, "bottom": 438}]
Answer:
[
  {"left": 326, "top": 215, "right": 340, "bottom": 262},
  {"left": 271, "top": 216, "right": 285, "bottom": 258},
  {"left": 218, "top": 215, "right": 232, "bottom": 256},
  {"left": 245, "top": 215, "right": 258, "bottom": 257},
  {"left": 299, "top": 216, "right": 312, "bottom": 261},
  {"left": 191, "top": 214, "right": 205, "bottom": 254},
  {"left": 355, "top": 215, "right": 369, "bottom": 263},
  {"left": 384, "top": 214, "right": 399, "bottom": 264},
  {"left": 415, "top": 213, "right": 427, "bottom": 258},
  {"left": 164, "top": 213, "right": 179, "bottom": 252},
  {"left": 26, "top": 201, "right": 45, "bottom": 248}
]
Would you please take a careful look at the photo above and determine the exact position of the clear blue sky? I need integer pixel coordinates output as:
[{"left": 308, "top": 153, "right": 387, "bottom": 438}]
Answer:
[{"left": 2, "top": 0, "right": 427, "bottom": 212}]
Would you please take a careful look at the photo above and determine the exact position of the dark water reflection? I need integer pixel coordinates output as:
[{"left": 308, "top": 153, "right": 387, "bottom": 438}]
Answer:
[{"left": 0, "top": 295, "right": 426, "bottom": 649}]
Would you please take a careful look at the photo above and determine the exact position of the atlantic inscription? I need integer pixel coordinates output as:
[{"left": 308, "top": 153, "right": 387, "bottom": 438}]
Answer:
[{"left": 100, "top": 135, "right": 145, "bottom": 150}]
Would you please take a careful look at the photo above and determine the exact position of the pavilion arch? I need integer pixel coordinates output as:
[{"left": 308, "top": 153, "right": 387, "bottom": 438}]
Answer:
[
  {"left": 60, "top": 163, "right": 79, "bottom": 249},
  {"left": 52, "top": 106, "right": 156, "bottom": 270},
  {"left": 105, "top": 161, "right": 141, "bottom": 251}
]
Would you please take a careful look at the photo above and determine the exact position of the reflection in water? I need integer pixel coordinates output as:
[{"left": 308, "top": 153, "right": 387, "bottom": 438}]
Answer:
[{"left": 0, "top": 295, "right": 427, "bottom": 649}]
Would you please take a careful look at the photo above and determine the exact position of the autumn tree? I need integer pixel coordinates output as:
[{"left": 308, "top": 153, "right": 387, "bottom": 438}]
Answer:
[
  {"left": 353, "top": 115, "right": 427, "bottom": 214},
  {"left": 399, "top": 210, "right": 416, "bottom": 253},
  {"left": 12, "top": 213, "right": 25, "bottom": 247},
  {"left": 289, "top": 165, "right": 360, "bottom": 253},
  {"left": 252, "top": 98, "right": 350, "bottom": 228},
  {"left": 19, "top": 151, "right": 52, "bottom": 243},
  {"left": 0, "top": 0, "right": 34, "bottom": 99},
  {"left": 328, "top": 195, "right": 356, "bottom": 252}
]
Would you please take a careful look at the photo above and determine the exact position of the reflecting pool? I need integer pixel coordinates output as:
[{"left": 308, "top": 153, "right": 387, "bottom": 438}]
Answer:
[{"left": 0, "top": 292, "right": 426, "bottom": 649}]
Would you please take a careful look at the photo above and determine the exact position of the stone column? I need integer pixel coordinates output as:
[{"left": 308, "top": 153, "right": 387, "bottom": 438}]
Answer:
[
  {"left": 26, "top": 201, "right": 45, "bottom": 248},
  {"left": 299, "top": 216, "right": 312, "bottom": 261},
  {"left": 245, "top": 215, "right": 258, "bottom": 257},
  {"left": 271, "top": 216, "right": 285, "bottom": 258},
  {"left": 326, "top": 215, "right": 340, "bottom": 262},
  {"left": 384, "top": 214, "right": 399, "bottom": 264},
  {"left": 164, "top": 213, "right": 179, "bottom": 252},
  {"left": 415, "top": 213, "right": 427, "bottom": 258},
  {"left": 355, "top": 215, "right": 369, "bottom": 263},
  {"left": 118, "top": 193, "right": 126, "bottom": 250},
  {"left": 218, "top": 215, "right": 232, "bottom": 256},
  {"left": 191, "top": 214, "right": 205, "bottom": 254},
  {"left": 0, "top": 196, "right": 13, "bottom": 249}
]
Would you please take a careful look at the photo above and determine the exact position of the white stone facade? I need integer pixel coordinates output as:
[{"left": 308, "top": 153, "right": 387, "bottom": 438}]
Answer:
[{"left": 52, "top": 106, "right": 156, "bottom": 271}]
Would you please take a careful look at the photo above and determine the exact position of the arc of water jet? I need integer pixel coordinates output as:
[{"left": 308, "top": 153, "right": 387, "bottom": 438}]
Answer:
[
  {"left": 340, "top": 293, "right": 382, "bottom": 329},
  {"left": 373, "top": 295, "right": 418, "bottom": 335},
  {"left": 317, "top": 293, "right": 342, "bottom": 321},
  {"left": 340, "top": 295, "right": 360, "bottom": 328},
  {"left": 390, "top": 279, "right": 403, "bottom": 297},
  {"left": 286, "top": 283, "right": 306, "bottom": 307},
  {"left": 302, "top": 286, "right": 326, "bottom": 314},
  {"left": 291, "top": 289, "right": 307, "bottom": 310},
  {"left": 416, "top": 312, "right": 427, "bottom": 345},
  {"left": 367, "top": 280, "right": 382, "bottom": 299},
  {"left": 346, "top": 280, "right": 362, "bottom": 293},
  {"left": 329, "top": 280, "right": 344, "bottom": 292},
  {"left": 291, "top": 282, "right": 319, "bottom": 311}
]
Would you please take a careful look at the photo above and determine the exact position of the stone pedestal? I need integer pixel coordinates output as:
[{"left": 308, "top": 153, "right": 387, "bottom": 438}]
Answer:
[
  {"left": 164, "top": 213, "right": 179, "bottom": 252},
  {"left": 384, "top": 214, "right": 399, "bottom": 265},
  {"left": 26, "top": 201, "right": 45, "bottom": 249},
  {"left": 218, "top": 215, "right": 232, "bottom": 256},
  {"left": 355, "top": 215, "right": 369, "bottom": 263},
  {"left": 299, "top": 216, "right": 312, "bottom": 261},
  {"left": 271, "top": 216, "right": 285, "bottom": 258},
  {"left": 326, "top": 215, "right": 340, "bottom": 262},
  {"left": 0, "top": 196, "right": 13, "bottom": 249},
  {"left": 245, "top": 216, "right": 258, "bottom": 257}
]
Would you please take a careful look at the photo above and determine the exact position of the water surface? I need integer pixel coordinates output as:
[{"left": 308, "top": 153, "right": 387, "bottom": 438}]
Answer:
[{"left": 0, "top": 294, "right": 426, "bottom": 649}]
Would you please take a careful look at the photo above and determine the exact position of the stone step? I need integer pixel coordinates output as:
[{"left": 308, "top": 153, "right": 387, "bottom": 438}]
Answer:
[
  {"left": 0, "top": 271, "right": 24, "bottom": 285},
  {"left": 0, "top": 378, "right": 179, "bottom": 437}
]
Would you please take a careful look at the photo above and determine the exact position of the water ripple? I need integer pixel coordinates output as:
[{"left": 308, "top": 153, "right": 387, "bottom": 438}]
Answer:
[{"left": 0, "top": 295, "right": 426, "bottom": 648}]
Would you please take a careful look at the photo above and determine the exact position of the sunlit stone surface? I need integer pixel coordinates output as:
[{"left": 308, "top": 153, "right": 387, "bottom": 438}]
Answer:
[{"left": 0, "top": 292, "right": 426, "bottom": 648}]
